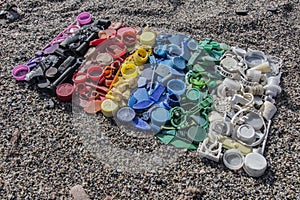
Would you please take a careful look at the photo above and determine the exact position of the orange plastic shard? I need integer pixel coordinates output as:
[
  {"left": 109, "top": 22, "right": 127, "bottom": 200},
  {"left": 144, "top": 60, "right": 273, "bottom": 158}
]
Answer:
[{"left": 84, "top": 100, "right": 103, "bottom": 114}]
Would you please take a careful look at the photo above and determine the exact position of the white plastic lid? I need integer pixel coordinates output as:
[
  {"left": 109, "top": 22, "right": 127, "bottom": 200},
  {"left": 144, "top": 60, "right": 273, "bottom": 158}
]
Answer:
[
  {"left": 244, "top": 152, "right": 267, "bottom": 177},
  {"left": 237, "top": 124, "right": 256, "bottom": 144},
  {"left": 220, "top": 57, "right": 239, "bottom": 72},
  {"left": 223, "top": 149, "right": 244, "bottom": 170}
]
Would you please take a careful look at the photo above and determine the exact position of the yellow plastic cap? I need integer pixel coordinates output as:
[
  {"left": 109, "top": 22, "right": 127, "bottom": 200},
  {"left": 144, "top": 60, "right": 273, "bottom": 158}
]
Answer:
[
  {"left": 121, "top": 63, "right": 138, "bottom": 79},
  {"left": 101, "top": 99, "right": 119, "bottom": 117}
]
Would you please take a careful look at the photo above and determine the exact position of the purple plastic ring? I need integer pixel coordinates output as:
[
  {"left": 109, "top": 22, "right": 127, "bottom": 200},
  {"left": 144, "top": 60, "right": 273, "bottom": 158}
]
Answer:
[
  {"left": 77, "top": 12, "right": 92, "bottom": 26},
  {"left": 12, "top": 65, "right": 29, "bottom": 81}
]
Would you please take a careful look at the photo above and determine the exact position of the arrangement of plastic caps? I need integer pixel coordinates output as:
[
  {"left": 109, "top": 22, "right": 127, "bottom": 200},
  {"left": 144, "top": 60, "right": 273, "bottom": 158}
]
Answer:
[{"left": 13, "top": 12, "right": 283, "bottom": 177}]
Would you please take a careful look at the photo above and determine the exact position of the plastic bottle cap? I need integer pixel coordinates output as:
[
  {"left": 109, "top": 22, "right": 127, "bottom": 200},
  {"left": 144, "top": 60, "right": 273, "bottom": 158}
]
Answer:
[
  {"left": 87, "top": 66, "right": 104, "bottom": 82},
  {"left": 12, "top": 65, "right": 29, "bottom": 81},
  {"left": 210, "top": 120, "right": 231, "bottom": 136},
  {"left": 187, "top": 126, "right": 206, "bottom": 142},
  {"left": 133, "top": 48, "right": 148, "bottom": 65},
  {"left": 172, "top": 56, "right": 186, "bottom": 71},
  {"left": 56, "top": 83, "right": 74, "bottom": 102},
  {"left": 223, "top": 149, "right": 244, "bottom": 170},
  {"left": 237, "top": 124, "right": 256, "bottom": 144},
  {"left": 243, "top": 152, "right": 267, "bottom": 177},
  {"left": 96, "top": 53, "right": 113, "bottom": 66},
  {"left": 167, "top": 79, "right": 186, "bottom": 96},
  {"left": 244, "top": 50, "right": 267, "bottom": 68},
  {"left": 166, "top": 93, "right": 181, "bottom": 108},
  {"left": 151, "top": 107, "right": 170, "bottom": 127},
  {"left": 101, "top": 99, "right": 118, "bottom": 117},
  {"left": 186, "top": 88, "right": 202, "bottom": 101},
  {"left": 77, "top": 12, "right": 92, "bottom": 26},
  {"left": 220, "top": 57, "right": 239, "bottom": 72},
  {"left": 245, "top": 112, "right": 264, "bottom": 130},
  {"left": 140, "top": 31, "right": 156, "bottom": 46},
  {"left": 72, "top": 72, "right": 87, "bottom": 83},
  {"left": 187, "top": 40, "right": 198, "bottom": 51},
  {"left": 122, "top": 31, "right": 137, "bottom": 47},
  {"left": 117, "top": 107, "right": 136, "bottom": 122},
  {"left": 121, "top": 63, "right": 138, "bottom": 79}
]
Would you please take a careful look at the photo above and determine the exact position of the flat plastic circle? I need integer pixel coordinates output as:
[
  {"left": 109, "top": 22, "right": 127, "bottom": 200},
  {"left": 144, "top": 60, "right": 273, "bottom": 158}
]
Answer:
[
  {"left": 244, "top": 152, "right": 267, "bottom": 177},
  {"left": 151, "top": 107, "right": 170, "bottom": 127},
  {"left": 72, "top": 72, "right": 87, "bottom": 83},
  {"left": 245, "top": 112, "right": 264, "bottom": 130},
  {"left": 187, "top": 126, "right": 206, "bottom": 142},
  {"left": 167, "top": 79, "right": 186, "bottom": 96},
  {"left": 186, "top": 88, "right": 201, "bottom": 101},
  {"left": 96, "top": 53, "right": 113, "bottom": 66},
  {"left": 223, "top": 149, "right": 244, "bottom": 170},
  {"left": 220, "top": 57, "right": 239, "bottom": 71},
  {"left": 244, "top": 51, "right": 267, "bottom": 68},
  {"left": 56, "top": 83, "right": 74, "bottom": 102},
  {"left": 117, "top": 107, "right": 136, "bottom": 122},
  {"left": 237, "top": 124, "right": 255, "bottom": 144},
  {"left": 87, "top": 66, "right": 103, "bottom": 81}
]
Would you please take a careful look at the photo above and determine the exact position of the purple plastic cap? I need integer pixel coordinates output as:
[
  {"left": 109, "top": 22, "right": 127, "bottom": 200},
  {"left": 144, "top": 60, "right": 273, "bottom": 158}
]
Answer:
[
  {"left": 77, "top": 12, "right": 92, "bottom": 26},
  {"left": 12, "top": 65, "right": 30, "bottom": 81}
]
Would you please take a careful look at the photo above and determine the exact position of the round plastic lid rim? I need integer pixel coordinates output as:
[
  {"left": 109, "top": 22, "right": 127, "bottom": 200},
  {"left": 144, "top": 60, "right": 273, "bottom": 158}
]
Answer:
[
  {"left": 56, "top": 83, "right": 74, "bottom": 101},
  {"left": 223, "top": 149, "right": 244, "bottom": 170},
  {"left": 117, "top": 107, "right": 136, "bottom": 122},
  {"left": 167, "top": 79, "right": 186, "bottom": 96},
  {"left": 12, "top": 65, "right": 30, "bottom": 81},
  {"left": 77, "top": 12, "right": 92, "bottom": 26}
]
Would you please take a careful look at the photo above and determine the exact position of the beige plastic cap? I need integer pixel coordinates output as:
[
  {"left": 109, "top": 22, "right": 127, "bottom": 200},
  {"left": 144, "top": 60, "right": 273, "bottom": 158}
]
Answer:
[{"left": 140, "top": 31, "right": 156, "bottom": 46}]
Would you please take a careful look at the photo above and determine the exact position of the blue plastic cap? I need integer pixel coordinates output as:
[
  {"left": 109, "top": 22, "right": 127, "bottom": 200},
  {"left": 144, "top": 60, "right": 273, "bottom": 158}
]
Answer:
[
  {"left": 167, "top": 79, "right": 186, "bottom": 96},
  {"left": 172, "top": 56, "right": 186, "bottom": 71},
  {"left": 187, "top": 39, "right": 198, "bottom": 51},
  {"left": 166, "top": 93, "right": 181, "bottom": 107},
  {"left": 154, "top": 45, "right": 168, "bottom": 58},
  {"left": 117, "top": 107, "right": 136, "bottom": 123},
  {"left": 151, "top": 107, "right": 170, "bottom": 127}
]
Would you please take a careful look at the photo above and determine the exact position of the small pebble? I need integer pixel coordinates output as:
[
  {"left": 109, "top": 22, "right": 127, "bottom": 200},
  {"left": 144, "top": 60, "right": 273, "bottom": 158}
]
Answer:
[
  {"left": 235, "top": 9, "right": 248, "bottom": 16},
  {"left": 44, "top": 99, "right": 55, "bottom": 109},
  {"left": 70, "top": 185, "right": 90, "bottom": 200}
]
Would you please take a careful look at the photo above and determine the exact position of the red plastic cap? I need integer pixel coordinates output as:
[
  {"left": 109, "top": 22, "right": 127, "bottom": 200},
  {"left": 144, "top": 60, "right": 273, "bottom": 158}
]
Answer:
[{"left": 56, "top": 83, "right": 74, "bottom": 102}]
